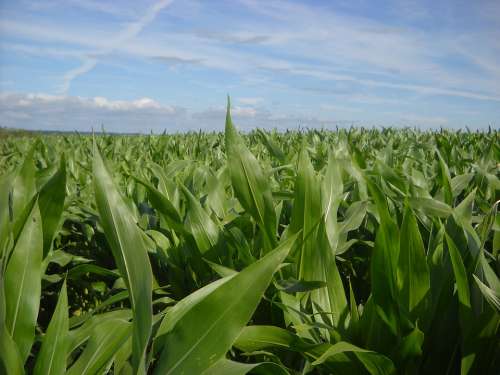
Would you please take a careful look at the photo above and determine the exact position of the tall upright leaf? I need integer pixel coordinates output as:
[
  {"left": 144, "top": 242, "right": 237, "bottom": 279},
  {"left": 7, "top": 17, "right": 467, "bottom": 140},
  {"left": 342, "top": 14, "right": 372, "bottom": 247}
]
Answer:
[
  {"left": 290, "top": 147, "right": 322, "bottom": 280},
  {"left": 366, "top": 179, "right": 400, "bottom": 336},
  {"left": 181, "top": 184, "right": 220, "bottom": 254},
  {"left": 38, "top": 155, "right": 66, "bottom": 256},
  {"left": 225, "top": 99, "right": 277, "bottom": 251},
  {"left": 397, "top": 204, "right": 430, "bottom": 322},
  {"left": 0, "top": 172, "right": 14, "bottom": 258},
  {"left": 0, "top": 263, "right": 24, "bottom": 375},
  {"left": 34, "top": 280, "right": 68, "bottom": 375},
  {"left": 445, "top": 233, "right": 474, "bottom": 374},
  {"left": 290, "top": 148, "right": 347, "bottom": 329},
  {"left": 4, "top": 202, "right": 43, "bottom": 363},
  {"left": 436, "top": 150, "right": 453, "bottom": 206},
  {"left": 93, "top": 144, "right": 152, "bottom": 374},
  {"left": 11, "top": 146, "right": 37, "bottom": 219}
]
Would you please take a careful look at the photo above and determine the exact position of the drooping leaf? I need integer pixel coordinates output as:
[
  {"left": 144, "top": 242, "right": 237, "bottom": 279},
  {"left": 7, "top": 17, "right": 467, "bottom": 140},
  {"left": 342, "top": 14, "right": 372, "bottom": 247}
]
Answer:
[
  {"left": 133, "top": 176, "right": 184, "bottom": 233},
  {"left": 275, "top": 278, "right": 327, "bottom": 294},
  {"left": 312, "top": 341, "right": 396, "bottom": 375}
]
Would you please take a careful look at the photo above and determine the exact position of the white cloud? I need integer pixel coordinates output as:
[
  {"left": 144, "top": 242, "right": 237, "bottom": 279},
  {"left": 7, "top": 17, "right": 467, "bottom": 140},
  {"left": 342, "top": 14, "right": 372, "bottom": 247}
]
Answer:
[
  {"left": 0, "top": 92, "right": 184, "bottom": 132},
  {"left": 0, "top": 92, "right": 356, "bottom": 132},
  {"left": 237, "top": 97, "right": 264, "bottom": 105},
  {"left": 1, "top": 92, "right": 493, "bottom": 132},
  {"left": 1, "top": 92, "right": 175, "bottom": 112}
]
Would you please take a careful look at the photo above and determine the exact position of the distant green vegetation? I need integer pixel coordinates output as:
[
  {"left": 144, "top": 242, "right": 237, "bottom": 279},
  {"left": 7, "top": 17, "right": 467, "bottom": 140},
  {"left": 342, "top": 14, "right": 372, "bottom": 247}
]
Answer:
[{"left": 0, "top": 107, "right": 499, "bottom": 374}]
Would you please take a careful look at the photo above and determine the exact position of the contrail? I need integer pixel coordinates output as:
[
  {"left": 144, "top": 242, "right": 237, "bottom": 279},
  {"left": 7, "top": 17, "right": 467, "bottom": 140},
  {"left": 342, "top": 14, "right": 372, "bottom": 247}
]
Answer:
[
  {"left": 60, "top": 0, "right": 174, "bottom": 94},
  {"left": 60, "top": 58, "right": 98, "bottom": 94}
]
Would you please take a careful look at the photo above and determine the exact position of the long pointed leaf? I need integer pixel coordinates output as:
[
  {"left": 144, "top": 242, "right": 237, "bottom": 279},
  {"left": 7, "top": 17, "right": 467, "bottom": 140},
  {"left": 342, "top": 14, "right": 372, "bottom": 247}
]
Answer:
[
  {"left": 5, "top": 202, "right": 43, "bottom": 362},
  {"left": 34, "top": 280, "right": 69, "bottom": 375},
  {"left": 93, "top": 144, "right": 152, "bottom": 374},
  {"left": 225, "top": 98, "right": 276, "bottom": 251},
  {"left": 154, "top": 233, "right": 299, "bottom": 374}
]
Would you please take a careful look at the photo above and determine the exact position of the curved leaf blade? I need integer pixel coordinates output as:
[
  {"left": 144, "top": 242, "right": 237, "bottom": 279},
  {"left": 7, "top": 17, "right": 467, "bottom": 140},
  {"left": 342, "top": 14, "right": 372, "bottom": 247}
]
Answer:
[
  {"left": 38, "top": 156, "right": 66, "bottom": 256},
  {"left": 5, "top": 202, "right": 43, "bottom": 363},
  {"left": 34, "top": 280, "right": 69, "bottom": 375},
  {"left": 154, "top": 233, "right": 299, "bottom": 374},
  {"left": 93, "top": 144, "right": 153, "bottom": 374},
  {"left": 225, "top": 98, "right": 276, "bottom": 251}
]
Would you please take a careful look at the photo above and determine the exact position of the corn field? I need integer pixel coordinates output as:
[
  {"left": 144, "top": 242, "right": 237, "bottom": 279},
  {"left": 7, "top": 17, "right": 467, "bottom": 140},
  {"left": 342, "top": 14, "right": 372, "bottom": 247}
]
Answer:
[{"left": 0, "top": 104, "right": 499, "bottom": 374}]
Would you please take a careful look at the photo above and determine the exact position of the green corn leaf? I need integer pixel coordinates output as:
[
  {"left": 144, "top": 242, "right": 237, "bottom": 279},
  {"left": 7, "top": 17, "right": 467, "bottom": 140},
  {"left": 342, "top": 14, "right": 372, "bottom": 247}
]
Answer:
[
  {"left": 93, "top": 143, "right": 153, "bottom": 374},
  {"left": 397, "top": 324, "right": 424, "bottom": 366},
  {"left": 181, "top": 184, "right": 220, "bottom": 254},
  {"left": 472, "top": 275, "right": 499, "bottom": 313},
  {"left": 290, "top": 147, "right": 322, "bottom": 269},
  {"left": 312, "top": 341, "right": 396, "bottom": 375},
  {"left": 154, "top": 233, "right": 299, "bottom": 374},
  {"left": 348, "top": 279, "right": 359, "bottom": 334},
  {"left": 290, "top": 148, "right": 347, "bottom": 330},
  {"left": 275, "top": 278, "right": 326, "bottom": 294},
  {"left": 321, "top": 152, "right": 343, "bottom": 251},
  {"left": 234, "top": 325, "right": 300, "bottom": 352},
  {"left": 67, "top": 318, "right": 132, "bottom": 375},
  {"left": 366, "top": 179, "right": 400, "bottom": 336},
  {"left": 11, "top": 146, "right": 37, "bottom": 220},
  {"left": 202, "top": 358, "right": 290, "bottom": 375},
  {"left": 0, "top": 267, "right": 24, "bottom": 375},
  {"left": 154, "top": 276, "right": 234, "bottom": 354},
  {"left": 436, "top": 150, "right": 453, "bottom": 206},
  {"left": 34, "top": 280, "right": 69, "bottom": 375},
  {"left": 38, "top": 155, "right": 66, "bottom": 257},
  {"left": 225, "top": 98, "right": 276, "bottom": 251},
  {"left": 0, "top": 172, "right": 14, "bottom": 258},
  {"left": 67, "top": 310, "right": 132, "bottom": 354},
  {"left": 408, "top": 197, "right": 452, "bottom": 218},
  {"left": 0, "top": 329, "right": 24, "bottom": 375},
  {"left": 340, "top": 201, "right": 368, "bottom": 234},
  {"left": 445, "top": 233, "right": 474, "bottom": 375},
  {"left": 256, "top": 129, "right": 287, "bottom": 163},
  {"left": 132, "top": 176, "right": 184, "bottom": 233},
  {"left": 445, "top": 234, "right": 472, "bottom": 318},
  {"left": 4, "top": 202, "right": 43, "bottom": 363},
  {"left": 397, "top": 204, "right": 430, "bottom": 321},
  {"left": 204, "top": 259, "right": 238, "bottom": 277}
]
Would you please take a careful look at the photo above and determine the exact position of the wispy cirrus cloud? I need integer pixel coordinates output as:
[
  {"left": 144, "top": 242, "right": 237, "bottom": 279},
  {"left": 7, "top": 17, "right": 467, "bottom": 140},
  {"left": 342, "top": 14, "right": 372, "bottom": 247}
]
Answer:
[
  {"left": 1, "top": 0, "right": 499, "bottom": 130},
  {"left": 57, "top": 0, "right": 174, "bottom": 93}
]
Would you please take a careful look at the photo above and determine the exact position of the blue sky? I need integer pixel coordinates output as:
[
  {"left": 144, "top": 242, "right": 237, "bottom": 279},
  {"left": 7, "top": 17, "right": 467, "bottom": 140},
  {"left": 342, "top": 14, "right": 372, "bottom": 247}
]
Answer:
[{"left": 1, "top": 0, "right": 499, "bottom": 132}]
